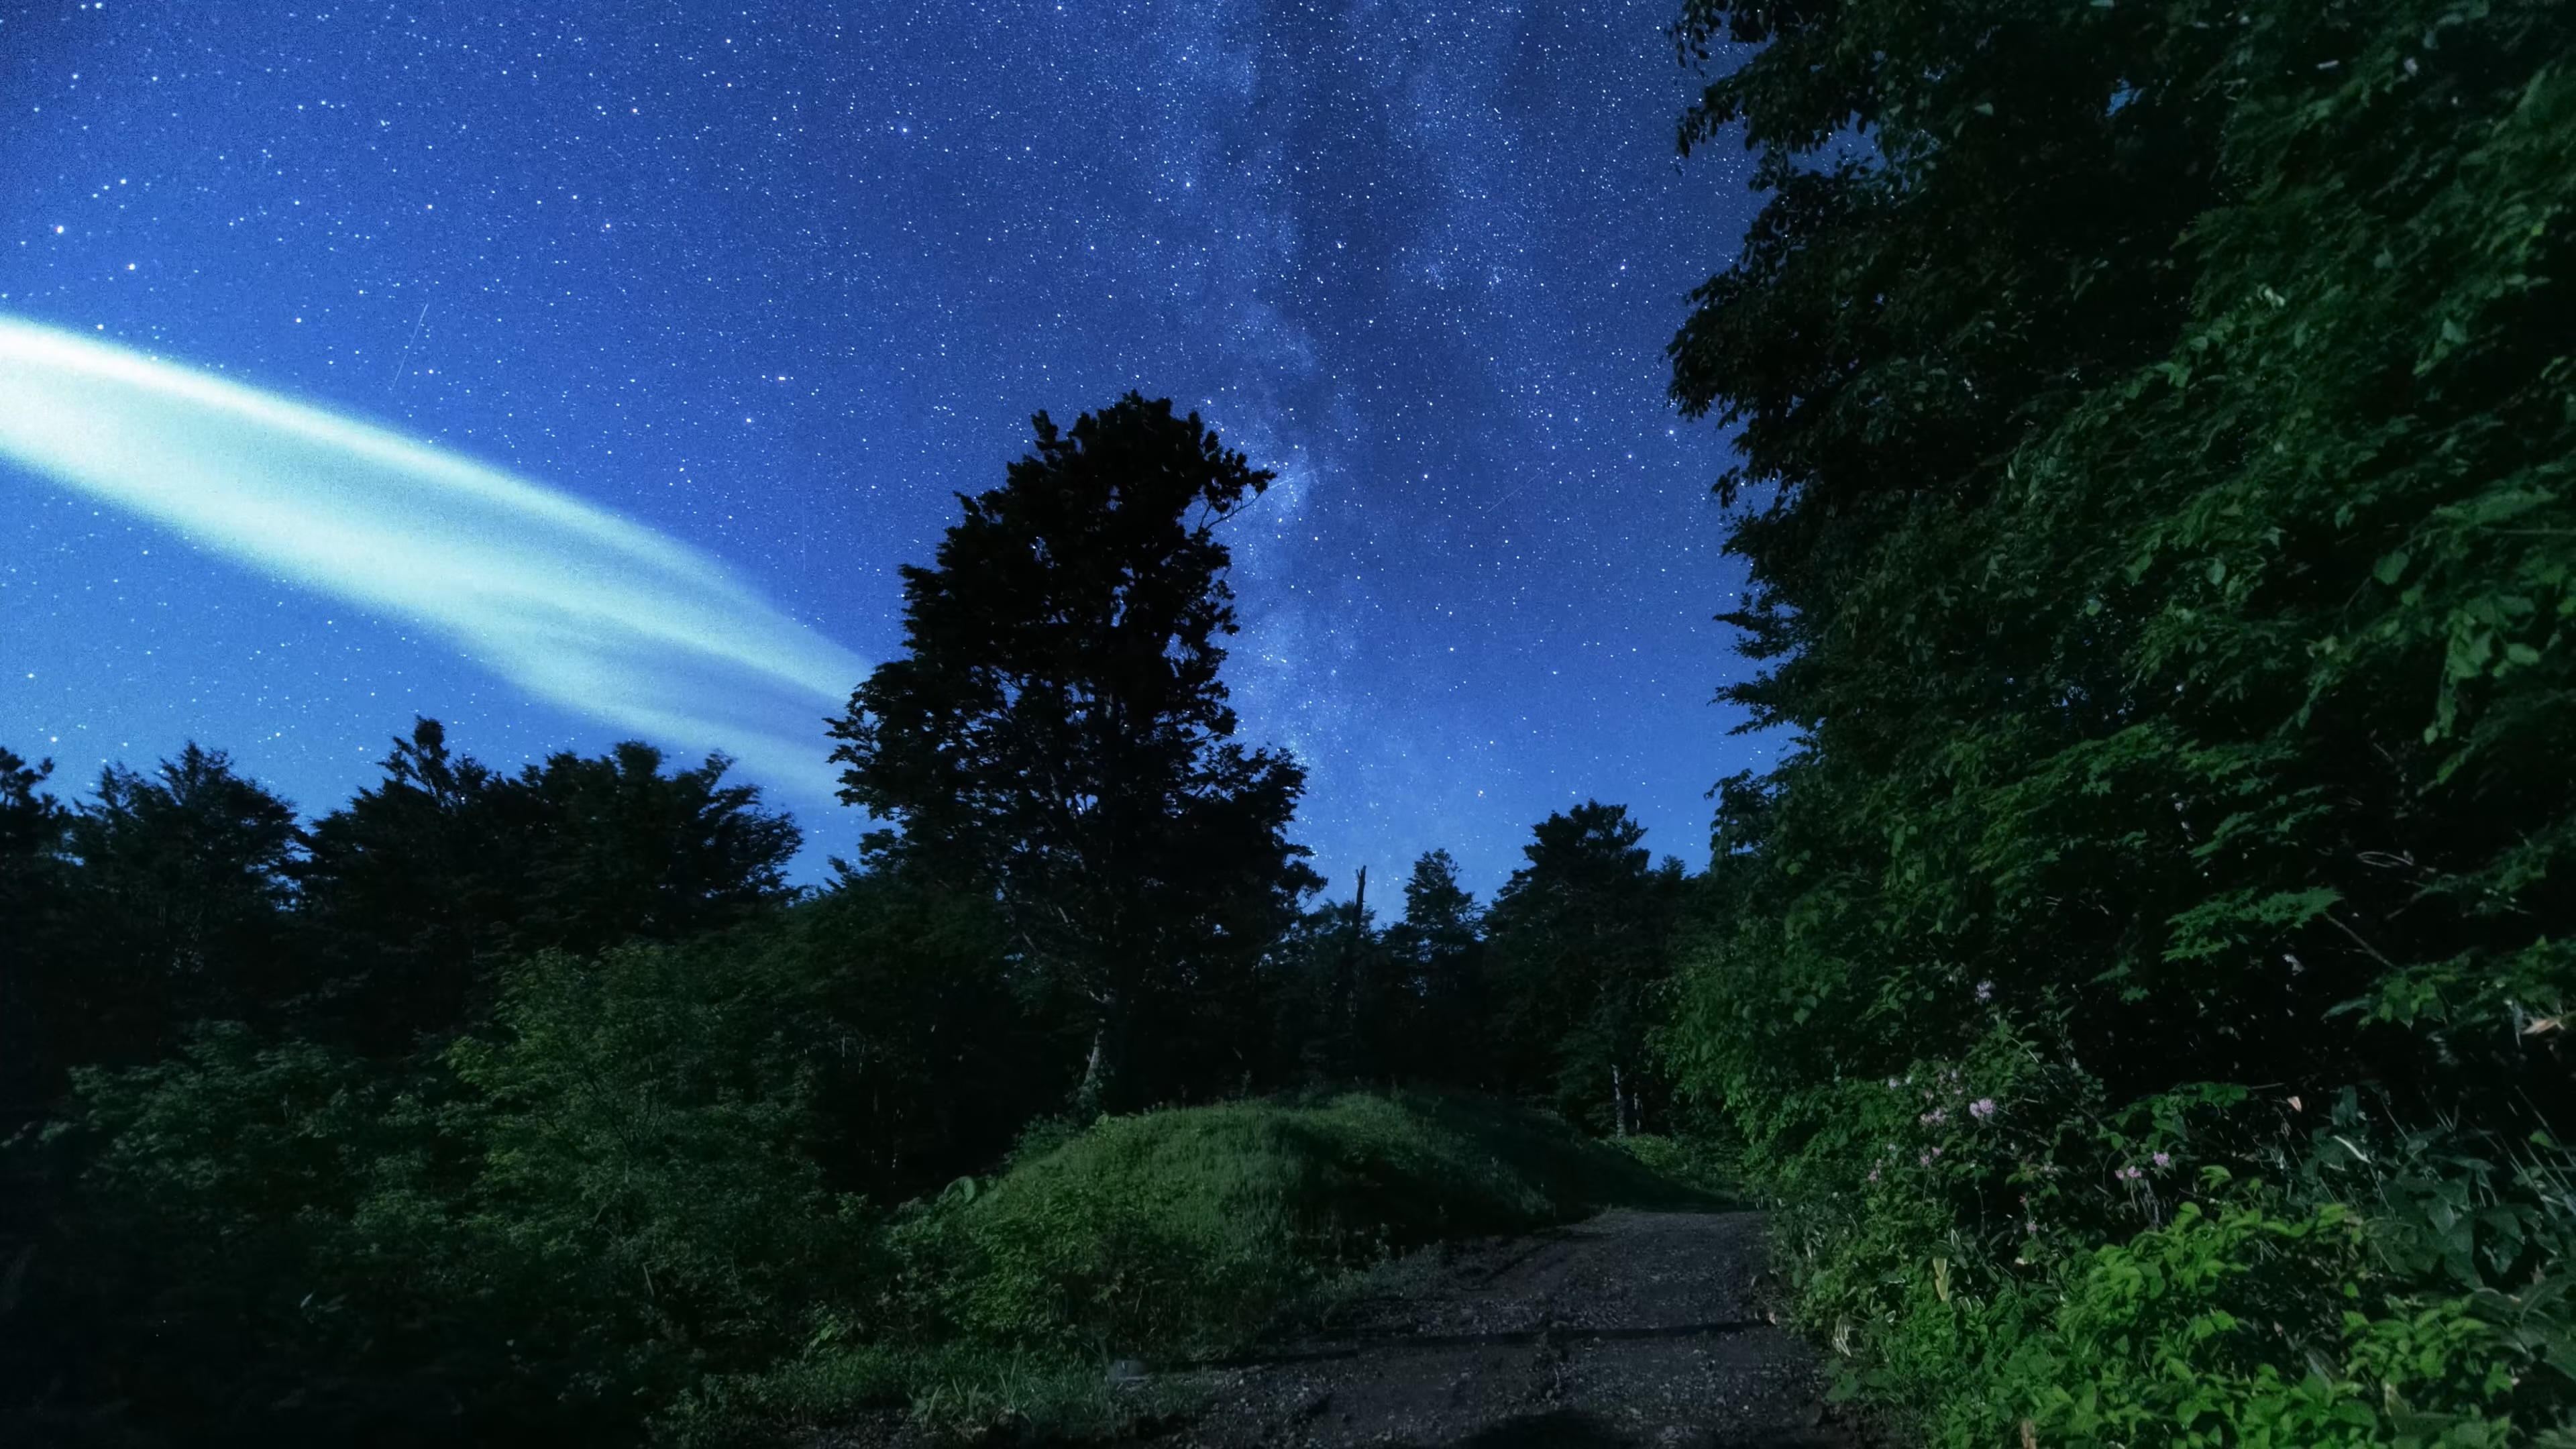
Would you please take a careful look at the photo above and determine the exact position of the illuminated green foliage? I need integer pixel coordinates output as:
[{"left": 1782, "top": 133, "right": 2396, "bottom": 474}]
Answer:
[{"left": 1665, "top": 0, "right": 2575, "bottom": 1438}]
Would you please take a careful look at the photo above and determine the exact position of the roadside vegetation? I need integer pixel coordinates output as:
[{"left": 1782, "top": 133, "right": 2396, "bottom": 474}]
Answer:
[{"left": 1658, "top": 0, "right": 2575, "bottom": 1442}]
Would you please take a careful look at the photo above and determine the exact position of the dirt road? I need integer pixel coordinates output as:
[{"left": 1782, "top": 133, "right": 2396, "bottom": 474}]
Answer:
[{"left": 1131, "top": 1210, "right": 1853, "bottom": 1448}]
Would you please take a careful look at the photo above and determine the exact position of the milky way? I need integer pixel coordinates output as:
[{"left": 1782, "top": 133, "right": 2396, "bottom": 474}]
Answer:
[{"left": 0, "top": 0, "right": 1768, "bottom": 894}]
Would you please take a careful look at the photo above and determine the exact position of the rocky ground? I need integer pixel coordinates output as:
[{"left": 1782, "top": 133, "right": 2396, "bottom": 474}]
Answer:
[{"left": 1117, "top": 1209, "right": 1856, "bottom": 1448}]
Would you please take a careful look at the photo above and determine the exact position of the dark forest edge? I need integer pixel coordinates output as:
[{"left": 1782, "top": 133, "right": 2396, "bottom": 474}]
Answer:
[{"left": 1662, "top": 0, "right": 2572, "bottom": 1443}]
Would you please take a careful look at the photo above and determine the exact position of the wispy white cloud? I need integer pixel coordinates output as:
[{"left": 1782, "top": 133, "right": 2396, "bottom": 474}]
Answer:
[{"left": 0, "top": 314, "right": 865, "bottom": 799}]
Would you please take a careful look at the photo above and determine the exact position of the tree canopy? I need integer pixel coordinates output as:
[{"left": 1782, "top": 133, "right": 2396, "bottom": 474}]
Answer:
[
  {"left": 300, "top": 720, "right": 800, "bottom": 1051},
  {"left": 830, "top": 392, "right": 1318, "bottom": 1110},
  {"left": 1484, "top": 802, "right": 1685, "bottom": 1136}
]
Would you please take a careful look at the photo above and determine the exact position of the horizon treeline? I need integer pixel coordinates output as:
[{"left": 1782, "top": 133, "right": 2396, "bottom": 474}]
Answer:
[
  {"left": 0, "top": 727, "right": 1695, "bottom": 1159},
  {"left": 0, "top": 394, "right": 1712, "bottom": 1447}
]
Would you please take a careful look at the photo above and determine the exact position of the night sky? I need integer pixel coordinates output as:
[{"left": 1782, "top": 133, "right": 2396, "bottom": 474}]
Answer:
[{"left": 0, "top": 0, "right": 1767, "bottom": 896}]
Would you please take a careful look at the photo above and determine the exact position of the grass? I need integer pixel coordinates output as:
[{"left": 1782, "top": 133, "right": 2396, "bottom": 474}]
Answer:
[
  {"left": 1609, "top": 1132, "right": 1742, "bottom": 1200},
  {"left": 658, "top": 1087, "right": 1710, "bottom": 1445}
]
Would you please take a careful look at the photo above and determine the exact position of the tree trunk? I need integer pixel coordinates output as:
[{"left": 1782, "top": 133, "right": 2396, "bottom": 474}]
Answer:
[{"left": 1074, "top": 1024, "right": 1107, "bottom": 1117}]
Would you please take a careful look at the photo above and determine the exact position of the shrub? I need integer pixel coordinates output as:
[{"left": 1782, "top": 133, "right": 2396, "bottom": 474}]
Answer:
[
  {"left": 444, "top": 945, "right": 881, "bottom": 1430},
  {"left": 33, "top": 934, "right": 883, "bottom": 1447}
]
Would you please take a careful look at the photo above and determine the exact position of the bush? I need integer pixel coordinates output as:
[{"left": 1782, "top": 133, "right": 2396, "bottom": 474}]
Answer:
[
  {"left": 1827, "top": 1158, "right": 2575, "bottom": 1448},
  {"left": 27, "top": 1026, "right": 472, "bottom": 1446},
  {"left": 444, "top": 945, "right": 881, "bottom": 1430},
  {"left": 28, "top": 933, "right": 883, "bottom": 1448}
]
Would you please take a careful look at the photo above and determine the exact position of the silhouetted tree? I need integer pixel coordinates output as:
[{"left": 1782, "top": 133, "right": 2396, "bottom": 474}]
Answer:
[
  {"left": 1270, "top": 871, "right": 1405, "bottom": 1087},
  {"left": 1384, "top": 849, "right": 1493, "bottom": 1086},
  {"left": 829, "top": 394, "right": 1317, "bottom": 1111},
  {"left": 513, "top": 740, "right": 799, "bottom": 957},
  {"left": 1485, "top": 803, "right": 1683, "bottom": 1134},
  {"left": 786, "top": 871, "right": 1075, "bottom": 1199},
  {"left": 302, "top": 720, "right": 800, "bottom": 1051},
  {"left": 42, "top": 745, "right": 308, "bottom": 1074},
  {"left": 0, "top": 749, "right": 67, "bottom": 1128},
  {"left": 300, "top": 719, "right": 531, "bottom": 1051}
]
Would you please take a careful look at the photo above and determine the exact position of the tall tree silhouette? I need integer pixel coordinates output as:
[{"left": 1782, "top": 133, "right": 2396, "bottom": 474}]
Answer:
[
  {"left": 1485, "top": 803, "right": 1682, "bottom": 1134},
  {"left": 300, "top": 718, "right": 525, "bottom": 1050},
  {"left": 39, "top": 745, "right": 308, "bottom": 1073},
  {"left": 830, "top": 393, "right": 1316, "bottom": 1111},
  {"left": 1385, "top": 849, "right": 1491, "bottom": 1086},
  {"left": 512, "top": 739, "right": 799, "bottom": 957}
]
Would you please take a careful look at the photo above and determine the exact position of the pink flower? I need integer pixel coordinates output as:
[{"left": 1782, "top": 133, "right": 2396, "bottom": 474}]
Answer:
[
  {"left": 2116, "top": 1165, "right": 2144, "bottom": 1182},
  {"left": 1867, "top": 1168, "right": 1880, "bottom": 1183},
  {"left": 1975, "top": 980, "right": 1994, "bottom": 1003},
  {"left": 1920, "top": 1108, "right": 1948, "bottom": 1126},
  {"left": 1919, "top": 1152, "right": 1933, "bottom": 1167},
  {"left": 2152, "top": 1152, "right": 2170, "bottom": 1169},
  {"left": 1970, "top": 1098, "right": 1996, "bottom": 1120}
]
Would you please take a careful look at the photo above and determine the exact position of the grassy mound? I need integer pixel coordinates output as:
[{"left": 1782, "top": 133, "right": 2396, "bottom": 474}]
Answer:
[
  {"left": 664, "top": 1089, "right": 1706, "bottom": 1444},
  {"left": 919, "top": 1087, "right": 1707, "bottom": 1354}
]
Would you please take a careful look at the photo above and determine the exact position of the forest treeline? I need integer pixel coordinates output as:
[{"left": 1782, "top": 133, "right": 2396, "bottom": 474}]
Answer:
[
  {"left": 0, "top": 397, "right": 1707, "bottom": 1447},
  {"left": 1658, "top": 0, "right": 2573, "bottom": 1442}
]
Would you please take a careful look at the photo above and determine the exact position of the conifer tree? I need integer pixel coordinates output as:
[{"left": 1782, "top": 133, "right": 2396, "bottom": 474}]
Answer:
[
  {"left": 1385, "top": 849, "right": 1491, "bottom": 1085},
  {"left": 1485, "top": 803, "right": 1681, "bottom": 1134}
]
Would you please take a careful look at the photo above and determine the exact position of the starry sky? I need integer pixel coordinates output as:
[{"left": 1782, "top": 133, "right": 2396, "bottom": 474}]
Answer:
[{"left": 0, "top": 0, "right": 1768, "bottom": 897}]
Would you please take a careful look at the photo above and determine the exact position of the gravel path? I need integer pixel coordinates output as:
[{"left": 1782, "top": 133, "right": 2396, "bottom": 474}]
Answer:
[{"left": 1128, "top": 1210, "right": 1855, "bottom": 1448}]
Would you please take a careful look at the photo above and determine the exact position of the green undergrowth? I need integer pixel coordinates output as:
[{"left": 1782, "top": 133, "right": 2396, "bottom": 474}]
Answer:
[
  {"left": 1725, "top": 1068, "right": 2576, "bottom": 1448},
  {"left": 1611, "top": 1132, "right": 1742, "bottom": 1201},
  {"left": 663, "top": 1088, "right": 1705, "bottom": 1446}
]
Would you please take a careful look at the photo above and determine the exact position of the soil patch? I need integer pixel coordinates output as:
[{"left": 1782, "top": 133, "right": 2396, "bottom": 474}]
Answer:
[{"left": 1124, "top": 1208, "right": 1854, "bottom": 1448}]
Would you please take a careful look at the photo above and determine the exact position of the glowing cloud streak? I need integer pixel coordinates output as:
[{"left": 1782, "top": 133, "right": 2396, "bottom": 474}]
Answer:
[{"left": 0, "top": 314, "right": 865, "bottom": 799}]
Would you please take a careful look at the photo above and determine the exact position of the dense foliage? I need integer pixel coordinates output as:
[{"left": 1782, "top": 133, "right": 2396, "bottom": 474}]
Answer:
[
  {"left": 1483, "top": 802, "right": 1688, "bottom": 1136},
  {"left": 1663, "top": 0, "right": 2575, "bottom": 1441},
  {"left": 0, "top": 396, "right": 1710, "bottom": 1446}
]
